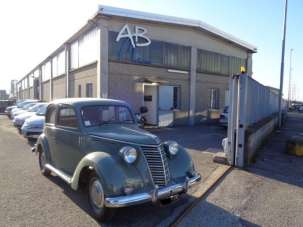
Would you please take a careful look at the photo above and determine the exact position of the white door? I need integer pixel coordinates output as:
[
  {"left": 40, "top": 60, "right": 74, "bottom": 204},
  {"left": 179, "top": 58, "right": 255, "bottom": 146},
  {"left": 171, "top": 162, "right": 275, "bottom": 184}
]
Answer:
[{"left": 144, "top": 85, "right": 158, "bottom": 125}]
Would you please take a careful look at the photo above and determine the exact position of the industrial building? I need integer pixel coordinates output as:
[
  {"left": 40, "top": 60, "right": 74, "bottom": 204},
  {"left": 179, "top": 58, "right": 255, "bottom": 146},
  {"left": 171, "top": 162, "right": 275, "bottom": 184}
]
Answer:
[{"left": 17, "top": 5, "right": 257, "bottom": 126}]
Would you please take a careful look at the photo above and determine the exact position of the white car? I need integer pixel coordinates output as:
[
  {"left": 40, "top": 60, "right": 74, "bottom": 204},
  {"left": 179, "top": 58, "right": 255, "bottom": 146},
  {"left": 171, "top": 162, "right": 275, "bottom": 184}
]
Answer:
[
  {"left": 21, "top": 105, "right": 47, "bottom": 140},
  {"left": 10, "top": 100, "right": 38, "bottom": 118},
  {"left": 13, "top": 103, "right": 48, "bottom": 128},
  {"left": 11, "top": 102, "right": 38, "bottom": 119}
]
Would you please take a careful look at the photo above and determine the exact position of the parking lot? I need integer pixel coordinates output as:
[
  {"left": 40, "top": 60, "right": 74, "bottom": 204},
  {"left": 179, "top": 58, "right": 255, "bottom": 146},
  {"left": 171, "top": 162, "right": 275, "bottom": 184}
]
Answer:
[{"left": 0, "top": 114, "right": 226, "bottom": 226}]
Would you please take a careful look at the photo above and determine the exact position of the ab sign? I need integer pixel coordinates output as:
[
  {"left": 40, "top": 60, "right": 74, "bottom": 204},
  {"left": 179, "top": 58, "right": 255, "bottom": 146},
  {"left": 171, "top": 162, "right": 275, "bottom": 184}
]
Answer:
[{"left": 116, "top": 24, "right": 151, "bottom": 48}]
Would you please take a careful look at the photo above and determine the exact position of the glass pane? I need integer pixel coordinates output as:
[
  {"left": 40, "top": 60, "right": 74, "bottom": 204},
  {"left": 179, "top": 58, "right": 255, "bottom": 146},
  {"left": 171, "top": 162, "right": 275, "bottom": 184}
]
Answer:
[
  {"left": 58, "top": 107, "right": 78, "bottom": 128},
  {"left": 81, "top": 105, "right": 134, "bottom": 127}
]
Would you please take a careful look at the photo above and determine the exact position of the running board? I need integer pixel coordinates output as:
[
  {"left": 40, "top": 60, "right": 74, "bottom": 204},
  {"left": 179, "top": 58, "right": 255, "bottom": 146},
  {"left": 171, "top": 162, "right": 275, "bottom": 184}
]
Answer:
[{"left": 45, "top": 164, "right": 72, "bottom": 184}]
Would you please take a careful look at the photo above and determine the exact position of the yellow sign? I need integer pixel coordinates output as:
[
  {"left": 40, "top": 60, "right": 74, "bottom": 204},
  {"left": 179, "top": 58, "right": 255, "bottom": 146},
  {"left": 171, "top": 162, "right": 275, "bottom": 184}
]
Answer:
[{"left": 240, "top": 66, "right": 246, "bottom": 73}]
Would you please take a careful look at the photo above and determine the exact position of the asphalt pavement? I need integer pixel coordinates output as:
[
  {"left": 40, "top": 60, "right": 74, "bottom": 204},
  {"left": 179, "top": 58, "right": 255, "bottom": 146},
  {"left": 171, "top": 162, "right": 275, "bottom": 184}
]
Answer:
[
  {"left": 178, "top": 112, "right": 303, "bottom": 227},
  {"left": 0, "top": 115, "right": 226, "bottom": 226}
]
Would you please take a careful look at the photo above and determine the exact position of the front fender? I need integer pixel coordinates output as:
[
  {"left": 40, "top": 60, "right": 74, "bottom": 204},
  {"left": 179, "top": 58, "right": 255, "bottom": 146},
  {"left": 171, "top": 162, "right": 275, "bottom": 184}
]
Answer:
[
  {"left": 36, "top": 133, "right": 52, "bottom": 163},
  {"left": 71, "top": 152, "right": 146, "bottom": 196},
  {"left": 168, "top": 146, "right": 196, "bottom": 181}
]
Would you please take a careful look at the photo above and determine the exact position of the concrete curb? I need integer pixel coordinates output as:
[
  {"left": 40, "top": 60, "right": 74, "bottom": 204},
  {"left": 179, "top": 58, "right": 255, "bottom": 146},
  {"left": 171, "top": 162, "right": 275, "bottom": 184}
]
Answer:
[{"left": 170, "top": 165, "right": 233, "bottom": 227}]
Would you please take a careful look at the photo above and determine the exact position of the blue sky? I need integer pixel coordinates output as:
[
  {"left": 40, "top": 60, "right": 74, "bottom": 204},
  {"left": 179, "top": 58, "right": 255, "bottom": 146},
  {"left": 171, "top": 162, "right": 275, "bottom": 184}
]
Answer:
[{"left": 0, "top": 0, "right": 301, "bottom": 101}]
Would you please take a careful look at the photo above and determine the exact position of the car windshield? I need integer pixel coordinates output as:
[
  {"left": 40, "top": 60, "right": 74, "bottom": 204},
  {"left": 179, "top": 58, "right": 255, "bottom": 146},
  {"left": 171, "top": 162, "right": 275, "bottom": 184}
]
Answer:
[
  {"left": 28, "top": 104, "right": 43, "bottom": 112},
  {"left": 22, "top": 103, "right": 37, "bottom": 110},
  {"left": 36, "top": 104, "right": 48, "bottom": 116},
  {"left": 81, "top": 105, "right": 134, "bottom": 127}
]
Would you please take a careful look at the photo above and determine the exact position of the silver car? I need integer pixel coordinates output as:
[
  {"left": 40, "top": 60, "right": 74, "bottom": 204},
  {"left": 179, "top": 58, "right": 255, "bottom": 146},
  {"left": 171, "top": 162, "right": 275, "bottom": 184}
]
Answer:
[{"left": 21, "top": 104, "right": 47, "bottom": 140}]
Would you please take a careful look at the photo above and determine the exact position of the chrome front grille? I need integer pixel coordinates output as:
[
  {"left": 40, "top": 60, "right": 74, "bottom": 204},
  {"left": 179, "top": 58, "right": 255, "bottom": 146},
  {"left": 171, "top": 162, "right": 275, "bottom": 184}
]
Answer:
[{"left": 141, "top": 145, "right": 170, "bottom": 187}]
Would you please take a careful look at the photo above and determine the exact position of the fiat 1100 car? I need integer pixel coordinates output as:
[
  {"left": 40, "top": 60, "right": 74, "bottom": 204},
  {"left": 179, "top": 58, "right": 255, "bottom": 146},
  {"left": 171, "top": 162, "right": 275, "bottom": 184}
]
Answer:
[{"left": 34, "top": 98, "right": 201, "bottom": 221}]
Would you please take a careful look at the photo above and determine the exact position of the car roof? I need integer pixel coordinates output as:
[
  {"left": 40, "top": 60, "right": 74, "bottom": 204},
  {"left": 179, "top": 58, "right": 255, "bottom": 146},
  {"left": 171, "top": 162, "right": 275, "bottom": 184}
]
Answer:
[{"left": 49, "top": 98, "right": 130, "bottom": 108}]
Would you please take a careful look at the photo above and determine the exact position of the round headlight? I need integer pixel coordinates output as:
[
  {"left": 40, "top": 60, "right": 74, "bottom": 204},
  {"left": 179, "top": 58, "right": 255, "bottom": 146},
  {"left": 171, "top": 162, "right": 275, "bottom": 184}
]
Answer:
[
  {"left": 168, "top": 142, "right": 179, "bottom": 155},
  {"left": 120, "top": 146, "right": 137, "bottom": 164}
]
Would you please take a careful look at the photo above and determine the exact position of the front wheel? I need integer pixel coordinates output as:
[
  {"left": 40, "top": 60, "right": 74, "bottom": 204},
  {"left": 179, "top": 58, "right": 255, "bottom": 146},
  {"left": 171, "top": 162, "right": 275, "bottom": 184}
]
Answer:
[
  {"left": 88, "top": 174, "right": 114, "bottom": 221},
  {"left": 39, "top": 149, "right": 51, "bottom": 176}
]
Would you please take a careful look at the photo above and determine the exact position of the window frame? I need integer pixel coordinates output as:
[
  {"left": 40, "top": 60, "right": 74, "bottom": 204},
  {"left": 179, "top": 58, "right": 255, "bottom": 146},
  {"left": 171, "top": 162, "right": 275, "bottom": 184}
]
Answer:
[
  {"left": 45, "top": 104, "right": 58, "bottom": 126},
  {"left": 56, "top": 104, "right": 79, "bottom": 129},
  {"left": 80, "top": 104, "right": 135, "bottom": 128}
]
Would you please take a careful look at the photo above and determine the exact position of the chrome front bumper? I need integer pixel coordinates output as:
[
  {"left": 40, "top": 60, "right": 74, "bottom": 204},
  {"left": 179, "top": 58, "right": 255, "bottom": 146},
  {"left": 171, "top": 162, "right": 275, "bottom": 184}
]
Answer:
[{"left": 105, "top": 174, "right": 201, "bottom": 208}]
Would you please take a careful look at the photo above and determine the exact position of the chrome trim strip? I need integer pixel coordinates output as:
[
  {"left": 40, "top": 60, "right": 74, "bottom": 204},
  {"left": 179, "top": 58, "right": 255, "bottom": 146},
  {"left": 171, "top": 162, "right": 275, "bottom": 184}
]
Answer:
[
  {"left": 105, "top": 174, "right": 201, "bottom": 208},
  {"left": 90, "top": 135, "right": 160, "bottom": 147},
  {"left": 45, "top": 164, "right": 72, "bottom": 184}
]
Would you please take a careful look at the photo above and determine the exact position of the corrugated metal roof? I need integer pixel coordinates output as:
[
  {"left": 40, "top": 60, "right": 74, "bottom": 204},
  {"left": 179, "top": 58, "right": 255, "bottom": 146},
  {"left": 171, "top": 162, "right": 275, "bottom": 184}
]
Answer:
[{"left": 98, "top": 5, "right": 257, "bottom": 53}]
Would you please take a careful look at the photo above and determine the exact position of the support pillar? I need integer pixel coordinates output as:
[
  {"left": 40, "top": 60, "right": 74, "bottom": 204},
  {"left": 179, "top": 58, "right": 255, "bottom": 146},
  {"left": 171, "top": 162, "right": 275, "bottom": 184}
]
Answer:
[
  {"left": 50, "top": 58, "right": 53, "bottom": 101},
  {"left": 97, "top": 23, "right": 109, "bottom": 98},
  {"left": 65, "top": 44, "right": 71, "bottom": 98},
  {"left": 39, "top": 67, "right": 43, "bottom": 101},
  {"left": 189, "top": 47, "right": 197, "bottom": 125},
  {"left": 27, "top": 75, "right": 30, "bottom": 99}
]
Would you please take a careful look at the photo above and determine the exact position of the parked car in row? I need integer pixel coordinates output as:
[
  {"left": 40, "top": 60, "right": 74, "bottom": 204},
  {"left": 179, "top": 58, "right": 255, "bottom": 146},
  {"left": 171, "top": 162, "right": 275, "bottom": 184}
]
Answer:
[
  {"left": 13, "top": 103, "right": 48, "bottom": 128},
  {"left": 0, "top": 100, "right": 15, "bottom": 113},
  {"left": 33, "top": 98, "right": 201, "bottom": 221},
  {"left": 10, "top": 100, "right": 38, "bottom": 119},
  {"left": 5, "top": 99, "right": 26, "bottom": 116},
  {"left": 22, "top": 104, "right": 48, "bottom": 140}
]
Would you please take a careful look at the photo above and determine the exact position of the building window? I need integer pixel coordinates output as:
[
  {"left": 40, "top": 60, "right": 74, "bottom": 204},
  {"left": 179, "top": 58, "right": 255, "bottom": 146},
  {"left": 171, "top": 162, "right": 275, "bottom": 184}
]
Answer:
[
  {"left": 78, "top": 85, "right": 82, "bottom": 97},
  {"left": 57, "top": 51, "right": 65, "bottom": 76},
  {"left": 197, "top": 49, "right": 246, "bottom": 76},
  {"left": 230, "top": 56, "right": 246, "bottom": 75},
  {"left": 42, "top": 61, "right": 51, "bottom": 81},
  {"left": 86, "top": 83, "right": 93, "bottom": 97},
  {"left": 29, "top": 75, "right": 34, "bottom": 87},
  {"left": 209, "top": 88, "right": 220, "bottom": 109},
  {"left": 71, "top": 28, "right": 98, "bottom": 69},
  {"left": 109, "top": 31, "right": 191, "bottom": 70}
]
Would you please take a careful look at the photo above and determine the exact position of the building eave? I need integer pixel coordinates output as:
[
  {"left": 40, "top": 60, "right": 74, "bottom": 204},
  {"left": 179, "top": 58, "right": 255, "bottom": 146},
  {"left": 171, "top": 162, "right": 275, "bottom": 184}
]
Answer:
[{"left": 98, "top": 5, "right": 257, "bottom": 53}]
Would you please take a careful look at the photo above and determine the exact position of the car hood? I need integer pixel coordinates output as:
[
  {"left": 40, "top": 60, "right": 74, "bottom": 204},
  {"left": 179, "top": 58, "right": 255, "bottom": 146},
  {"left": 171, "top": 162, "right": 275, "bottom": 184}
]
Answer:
[
  {"left": 15, "top": 112, "right": 35, "bottom": 120},
  {"left": 26, "top": 115, "right": 45, "bottom": 126},
  {"left": 88, "top": 124, "right": 161, "bottom": 145}
]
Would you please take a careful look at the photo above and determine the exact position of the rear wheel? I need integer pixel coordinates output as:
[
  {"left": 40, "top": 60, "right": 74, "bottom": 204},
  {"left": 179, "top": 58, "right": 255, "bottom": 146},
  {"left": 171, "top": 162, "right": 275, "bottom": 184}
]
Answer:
[
  {"left": 88, "top": 174, "right": 114, "bottom": 221},
  {"left": 38, "top": 148, "right": 51, "bottom": 176}
]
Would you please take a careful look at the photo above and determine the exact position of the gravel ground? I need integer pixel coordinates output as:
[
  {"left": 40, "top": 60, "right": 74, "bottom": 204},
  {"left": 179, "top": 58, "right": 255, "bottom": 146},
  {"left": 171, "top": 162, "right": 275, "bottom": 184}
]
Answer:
[
  {"left": 0, "top": 115, "right": 225, "bottom": 227},
  {"left": 179, "top": 112, "right": 303, "bottom": 227}
]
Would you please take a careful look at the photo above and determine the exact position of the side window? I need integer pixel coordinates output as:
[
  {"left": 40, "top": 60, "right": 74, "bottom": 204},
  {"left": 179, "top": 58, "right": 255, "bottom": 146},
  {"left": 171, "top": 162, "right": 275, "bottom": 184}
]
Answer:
[
  {"left": 57, "top": 106, "right": 78, "bottom": 128},
  {"left": 46, "top": 106, "right": 57, "bottom": 124}
]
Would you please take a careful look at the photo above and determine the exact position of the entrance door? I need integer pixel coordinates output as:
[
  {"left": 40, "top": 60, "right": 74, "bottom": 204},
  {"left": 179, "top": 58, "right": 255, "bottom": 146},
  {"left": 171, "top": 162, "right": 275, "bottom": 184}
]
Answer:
[
  {"left": 158, "top": 86, "right": 175, "bottom": 127},
  {"left": 144, "top": 85, "right": 158, "bottom": 125}
]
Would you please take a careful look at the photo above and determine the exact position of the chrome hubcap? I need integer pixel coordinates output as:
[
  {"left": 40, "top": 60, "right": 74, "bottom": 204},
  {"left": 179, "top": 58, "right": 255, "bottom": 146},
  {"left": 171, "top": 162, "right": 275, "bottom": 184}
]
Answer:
[{"left": 90, "top": 179, "right": 104, "bottom": 209}]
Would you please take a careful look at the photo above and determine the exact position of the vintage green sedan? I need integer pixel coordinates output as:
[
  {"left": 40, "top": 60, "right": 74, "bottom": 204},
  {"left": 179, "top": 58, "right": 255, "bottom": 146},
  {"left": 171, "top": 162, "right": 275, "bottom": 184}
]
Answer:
[{"left": 34, "top": 98, "right": 201, "bottom": 221}]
